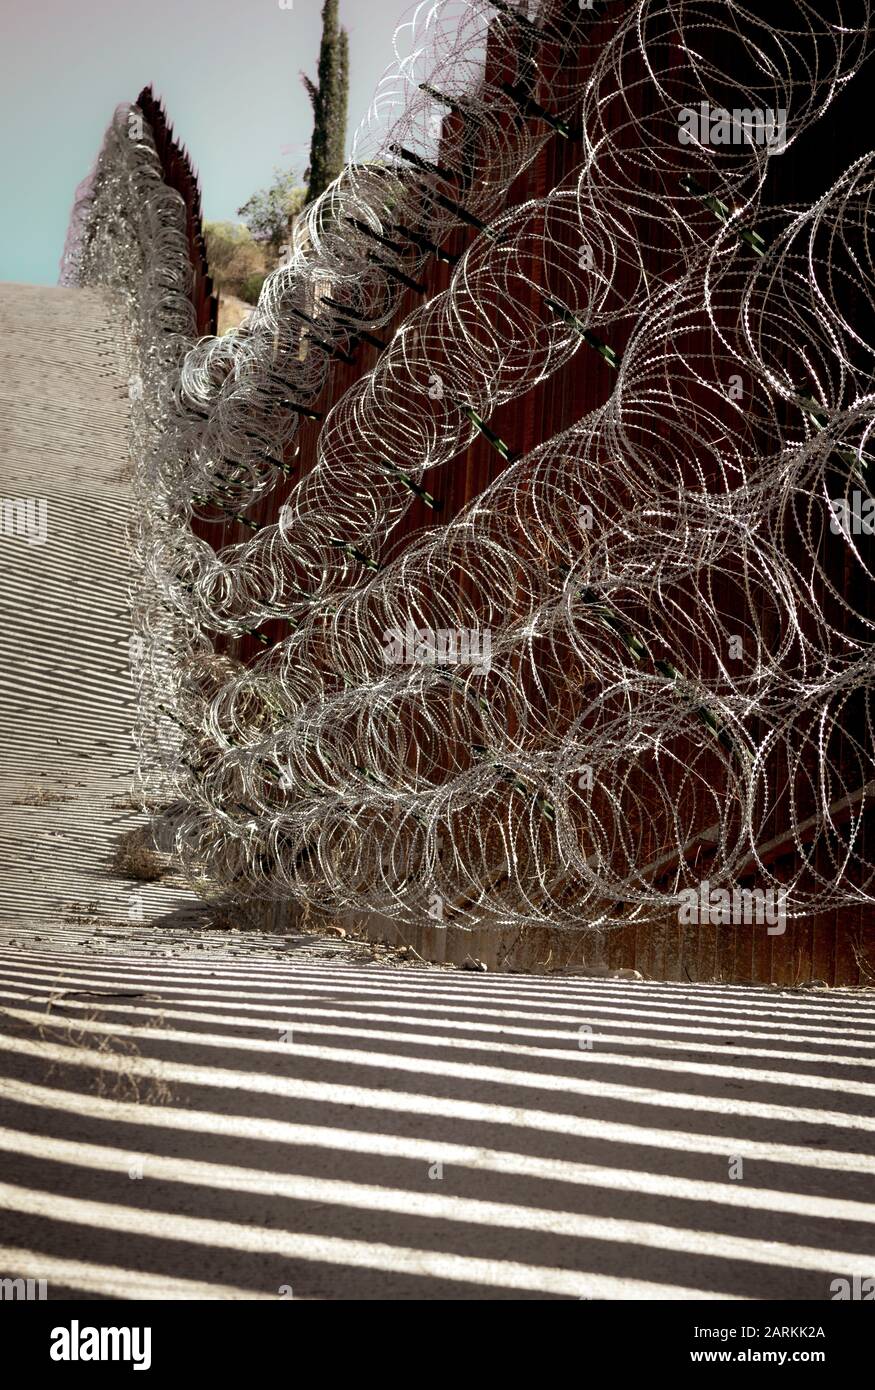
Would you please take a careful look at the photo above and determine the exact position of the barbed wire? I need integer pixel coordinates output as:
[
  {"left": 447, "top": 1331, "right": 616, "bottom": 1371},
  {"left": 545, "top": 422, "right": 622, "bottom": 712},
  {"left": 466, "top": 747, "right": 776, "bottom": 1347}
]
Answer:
[{"left": 64, "top": 0, "right": 875, "bottom": 930}]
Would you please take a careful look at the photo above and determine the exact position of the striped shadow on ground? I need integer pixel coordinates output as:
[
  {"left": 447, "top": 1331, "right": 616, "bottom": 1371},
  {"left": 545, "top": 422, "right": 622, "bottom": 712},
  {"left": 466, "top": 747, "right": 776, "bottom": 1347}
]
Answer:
[{"left": 0, "top": 950, "right": 873, "bottom": 1300}]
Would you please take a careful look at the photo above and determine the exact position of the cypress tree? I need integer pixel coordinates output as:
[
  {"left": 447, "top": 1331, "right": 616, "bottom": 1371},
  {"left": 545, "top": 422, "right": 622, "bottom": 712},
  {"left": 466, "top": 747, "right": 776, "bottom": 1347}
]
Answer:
[
  {"left": 302, "top": 0, "right": 349, "bottom": 204},
  {"left": 331, "top": 27, "right": 349, "bottom": 180}
]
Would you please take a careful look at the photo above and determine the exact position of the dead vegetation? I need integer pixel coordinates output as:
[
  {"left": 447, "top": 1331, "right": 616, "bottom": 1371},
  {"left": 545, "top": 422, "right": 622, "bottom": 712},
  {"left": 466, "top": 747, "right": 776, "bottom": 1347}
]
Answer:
[
  {"left": 12, "top": 785, "right": 75, "bottom": 806},
  {"left": 61, "top": 899, "right": 104, "bottom": 929},
  {"left": 112, "top": 826, "right": 171, "bottom": 882},
  {"left": 0, "top": 998, "right": 172, "bottom": 1105}
]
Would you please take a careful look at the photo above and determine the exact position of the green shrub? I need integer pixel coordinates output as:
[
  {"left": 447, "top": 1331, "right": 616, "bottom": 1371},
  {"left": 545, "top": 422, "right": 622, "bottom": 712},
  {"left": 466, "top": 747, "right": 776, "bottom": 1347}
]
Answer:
[
  {"left": 204, "top": 222, "right": 269, "bottom": 300},
  {"left": 240, "top": 272, "right": 267, "bottom": 305}
]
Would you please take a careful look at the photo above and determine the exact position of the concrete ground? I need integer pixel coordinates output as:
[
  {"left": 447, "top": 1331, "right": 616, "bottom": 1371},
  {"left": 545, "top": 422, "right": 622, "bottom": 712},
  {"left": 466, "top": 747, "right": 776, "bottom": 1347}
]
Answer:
[{"left": 0, "top": 944, "right": 873, "bottom": 1299}]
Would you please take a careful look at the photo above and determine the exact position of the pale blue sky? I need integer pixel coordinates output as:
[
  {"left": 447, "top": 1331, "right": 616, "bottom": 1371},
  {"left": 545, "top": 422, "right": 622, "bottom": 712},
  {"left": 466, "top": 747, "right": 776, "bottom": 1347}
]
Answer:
[{"left": 0, "top": 0, "right": 411, "bottom": 285}]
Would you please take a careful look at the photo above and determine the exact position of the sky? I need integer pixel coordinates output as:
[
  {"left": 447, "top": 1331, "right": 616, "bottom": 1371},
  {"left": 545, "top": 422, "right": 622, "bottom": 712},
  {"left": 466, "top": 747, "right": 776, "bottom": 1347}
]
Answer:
[{"left": 0, "top": 0, "right": 414, "bottom": 285}]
